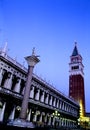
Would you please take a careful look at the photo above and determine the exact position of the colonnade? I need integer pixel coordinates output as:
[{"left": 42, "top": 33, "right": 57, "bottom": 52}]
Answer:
[
  {"left": 0, "top": 64, "right": 79, "bottom": 128},
  {"left": 0, "top": 102, "right": 77, "bottom": 128},
  {"left": 0, "top": 67, "right": 78, "bottom": 116}
]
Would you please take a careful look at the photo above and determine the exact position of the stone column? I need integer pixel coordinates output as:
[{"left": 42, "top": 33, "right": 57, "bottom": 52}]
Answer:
[
  {"left": 62, "top": 118, "right": 64, "bottom": 126},
  {"left": 39, "top": 113, "right": 42, "bottom": 122},
  {"left": 44, "top": 114, "right": 48, "bottom": 123},
  {"left": 30, "top": 86, "right": 34, "bottom": 98},
  {"left": 27, "top": 109, "right": 31, "bottom": 121},
  {"left": 59, "top": 100, "right": 62, "bottom": 109},
  {"left": 14, "top": 78, "right": 21, "bottom": 93},
  {"left": 49, "top": 96, "right": 52, "bottom": 106},
  {"left": 40, "top": 91, "right": 45, "bottom": 102},
  {"left": 53, "top": 98, "right": 56, "bottom": 107},
  {"left": 0, "top": 102, "right": 6, "bottom": 121},
  {"left": 48, "top": 116, "right": 51, "bottom": 126},
  {"left": 9, "top": 106, "right": 15, "bottom": 120},
  {"left": 0, "top": 68, "right": 4, "bottom": 86},
  {"left": 57, "top": 99, "right": 59, "bottom": 108},
  {"left": 59, "top": 118, "right": 61, "bottom": 127},
  {"left": 52, "top": 116, "right": 55, "bottom": 126},
  {"left": 67, "top": 105, "right": 69, "bottom": 112},
  {"left": 45, "top": 93, "right": 49, "bottom": 104},
  {"left": 19, "top": 48, "right": 40, "bottom": 120},
  {"left": 33, "top": 111, "right": 38, "bottom": 122},
  {"left": 4, "top": 73, "right": 13, "bottom": 90},
  {"left": 64, "top": 119, "right": 66, "bottom": 127},
  {"left": 62, "top": 102, "right": 64, "bottom": 110},
  {"left": 35, "top": 88, "right": 40, "bottom": 100}
]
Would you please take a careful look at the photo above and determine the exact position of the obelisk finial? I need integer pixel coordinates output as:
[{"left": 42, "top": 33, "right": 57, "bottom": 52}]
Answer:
[
  {"left": 32, "top": 47, "right": 35, "bottom": 56},
  {"left": 3, "top": 41, "right": 7, "bottom": 53},
  {"left": 75, "top": 41, "right": 77, "bottom": 46}
]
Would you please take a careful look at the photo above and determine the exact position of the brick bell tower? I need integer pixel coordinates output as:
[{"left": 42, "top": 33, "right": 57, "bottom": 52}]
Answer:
[{"left": 69, "top": 42, "right": 86, "bottom": 117}]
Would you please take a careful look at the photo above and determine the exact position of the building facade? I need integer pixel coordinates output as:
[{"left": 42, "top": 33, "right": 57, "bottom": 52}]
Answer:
[
  {"left": 69, "top": 43, "right": 86, "bottom": 124},
  {"left": 0, "top": 44, "right": 79, "bottom": 128}
]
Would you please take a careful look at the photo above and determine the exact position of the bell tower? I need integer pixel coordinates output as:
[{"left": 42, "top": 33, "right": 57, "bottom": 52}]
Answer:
[{"left": 69, "top": 42, "right": 85, "bottom": 117}]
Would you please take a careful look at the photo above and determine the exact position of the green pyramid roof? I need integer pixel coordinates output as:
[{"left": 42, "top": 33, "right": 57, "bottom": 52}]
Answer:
[{"left": 72, "top": 44, "right": 79, "bottom": 56}]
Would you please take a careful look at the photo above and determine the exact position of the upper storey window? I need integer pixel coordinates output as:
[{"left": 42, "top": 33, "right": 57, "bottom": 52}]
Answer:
[
  {"left": 72, "top": 66, "right": 79, "bottom": 70},
  {"left": 71, "top": 58, "right": 78, "bottom": 63}
]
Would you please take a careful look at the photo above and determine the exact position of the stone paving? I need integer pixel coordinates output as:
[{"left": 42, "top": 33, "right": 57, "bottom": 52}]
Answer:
[{"left": 0, "top": 122, "right": 89, "bottom": 130}]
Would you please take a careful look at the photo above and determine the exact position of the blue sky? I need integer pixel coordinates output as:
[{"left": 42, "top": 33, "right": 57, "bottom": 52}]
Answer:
[{"left": 0, "top": 0, "right": 90, "bottom": 112}]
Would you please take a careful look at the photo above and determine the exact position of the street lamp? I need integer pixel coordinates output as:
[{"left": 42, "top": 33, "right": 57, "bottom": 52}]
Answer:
[
  {"left": 53, "top": 110, "right": 60, "bottom": 117},
  {"left": 52, "top": 110, "right": 60, "bottom": 128}
]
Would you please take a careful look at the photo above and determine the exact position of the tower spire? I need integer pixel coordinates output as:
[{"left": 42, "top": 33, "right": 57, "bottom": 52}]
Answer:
[{"left": 71, "top": 42, "right": 79, "bottom": 56}]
